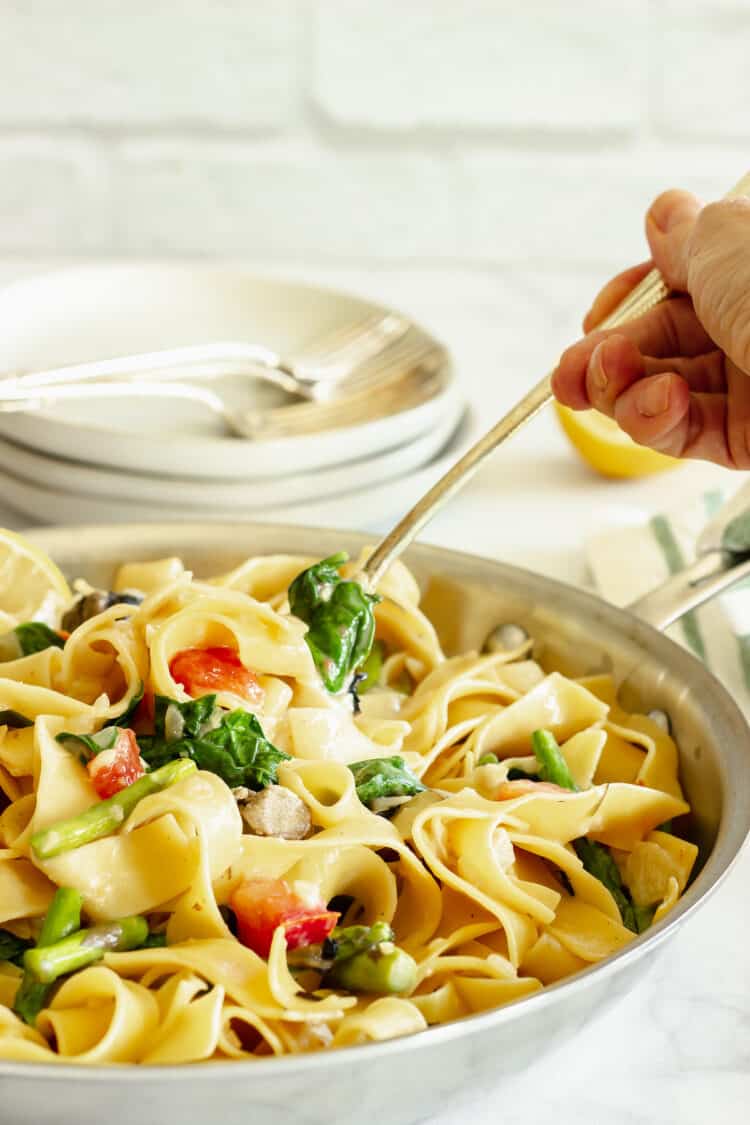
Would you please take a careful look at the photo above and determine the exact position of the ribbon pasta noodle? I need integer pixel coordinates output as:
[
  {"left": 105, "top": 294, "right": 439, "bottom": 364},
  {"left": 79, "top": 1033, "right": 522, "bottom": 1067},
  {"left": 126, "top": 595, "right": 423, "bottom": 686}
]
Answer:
[{"left": 0, "top": 546, "right": 698, "bottom": 1065}]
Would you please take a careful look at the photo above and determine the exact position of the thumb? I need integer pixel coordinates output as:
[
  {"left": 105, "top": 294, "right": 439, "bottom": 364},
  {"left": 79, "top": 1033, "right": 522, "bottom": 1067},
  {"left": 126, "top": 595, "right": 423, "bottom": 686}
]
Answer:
[{"left": 645, "top": 188, "right": 703, "bottom": 290}]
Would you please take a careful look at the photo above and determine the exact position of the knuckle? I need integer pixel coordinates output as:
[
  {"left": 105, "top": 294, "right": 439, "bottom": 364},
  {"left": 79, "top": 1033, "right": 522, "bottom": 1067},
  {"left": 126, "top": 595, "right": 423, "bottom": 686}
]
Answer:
[
  {"left": 690, "top": 199, "right": 750, "bottom": 270},
  {"left": 689, "top": 201, "right": 729, "bottom": 261}
]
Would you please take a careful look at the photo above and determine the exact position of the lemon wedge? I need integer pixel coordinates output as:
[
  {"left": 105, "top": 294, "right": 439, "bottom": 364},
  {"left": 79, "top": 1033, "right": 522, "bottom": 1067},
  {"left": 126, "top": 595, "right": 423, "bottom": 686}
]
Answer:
[
  {"left": 555, "top": 404, "right": 681, "bottom": 479},
  {"left": 0, "top": 528, "right": 72, "bottom": 627}
]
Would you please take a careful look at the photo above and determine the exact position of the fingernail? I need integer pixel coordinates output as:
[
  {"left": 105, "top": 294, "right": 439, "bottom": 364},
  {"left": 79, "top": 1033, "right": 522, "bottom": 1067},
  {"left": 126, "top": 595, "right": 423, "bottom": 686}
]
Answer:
[
  {"left": 637, "top": 375, "right": 671, "bottom": 418},
  {"left": 589, "top": 342, "right": 609, "bottom": 392},
  {"left": 649, "top": 193, "right": 697, "bottom": 235}
]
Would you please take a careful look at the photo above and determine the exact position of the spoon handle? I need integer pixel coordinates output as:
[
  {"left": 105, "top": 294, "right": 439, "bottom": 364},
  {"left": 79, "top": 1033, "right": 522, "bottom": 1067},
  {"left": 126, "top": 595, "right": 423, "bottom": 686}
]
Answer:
[{"left": 363, "top": 173, "right": 750, "bottom": 588}]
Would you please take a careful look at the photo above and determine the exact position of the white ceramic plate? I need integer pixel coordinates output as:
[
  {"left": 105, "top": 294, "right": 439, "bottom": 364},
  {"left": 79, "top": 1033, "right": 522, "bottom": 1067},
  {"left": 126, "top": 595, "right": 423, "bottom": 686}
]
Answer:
[
  {"left": 0, "top": 266, "right": 456, "bottom": 479},
  {"left": 0, "top": 396, "right": 465, "bottom": 509},
  {"left": 0, "top": 406, "right": 474, "bottom": 531}
]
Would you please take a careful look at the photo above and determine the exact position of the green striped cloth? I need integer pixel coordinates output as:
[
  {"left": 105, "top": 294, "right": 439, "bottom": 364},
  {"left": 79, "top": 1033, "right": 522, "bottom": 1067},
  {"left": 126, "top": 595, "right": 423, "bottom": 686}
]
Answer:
[{"left": 586, "top": 490, "right": 750, "bottom": 713}]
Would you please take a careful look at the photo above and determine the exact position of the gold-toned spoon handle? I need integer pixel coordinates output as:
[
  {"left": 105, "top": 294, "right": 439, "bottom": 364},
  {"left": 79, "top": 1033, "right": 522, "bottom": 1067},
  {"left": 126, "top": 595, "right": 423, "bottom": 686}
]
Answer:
[{"left": 363, "top": 173, "right": 750, "bottom": 588}]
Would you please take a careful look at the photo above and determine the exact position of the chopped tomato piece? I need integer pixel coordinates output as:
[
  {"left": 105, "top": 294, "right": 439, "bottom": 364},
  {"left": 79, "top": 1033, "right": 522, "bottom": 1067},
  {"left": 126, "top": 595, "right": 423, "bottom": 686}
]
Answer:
[
  {"left": 169, "top": 646, "right": 264, "bottom": 706},
  {"left": 87, "top": 728, "right": 145, "bottom": 799},
  {"left": 230, "top": 877, "right": 339, "bottom": 959},
  {"left": 494, "top": 779, "right": 568, "bottom": 801}
]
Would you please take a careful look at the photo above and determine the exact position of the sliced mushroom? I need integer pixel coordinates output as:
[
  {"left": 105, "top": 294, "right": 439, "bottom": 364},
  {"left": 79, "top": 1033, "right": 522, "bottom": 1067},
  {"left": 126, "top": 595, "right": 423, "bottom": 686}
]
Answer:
[
  {"left": 240, "top": 785, "right": 312, "bottom": 840},
  {"left": 61, "top": 590, "right": 143, "bottom": 632},
  {"left": 647, "top": 708, "right": 671, "bottom": 734},
  {"left": 483, "top": 623, "right": 529, "bottom": 654}
]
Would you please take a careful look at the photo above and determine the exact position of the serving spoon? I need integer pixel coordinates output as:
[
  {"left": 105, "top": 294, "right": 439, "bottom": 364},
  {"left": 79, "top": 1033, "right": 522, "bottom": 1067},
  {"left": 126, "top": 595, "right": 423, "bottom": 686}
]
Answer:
[{"left": 361, "top": 172, "right": 750, "bottom": 590}]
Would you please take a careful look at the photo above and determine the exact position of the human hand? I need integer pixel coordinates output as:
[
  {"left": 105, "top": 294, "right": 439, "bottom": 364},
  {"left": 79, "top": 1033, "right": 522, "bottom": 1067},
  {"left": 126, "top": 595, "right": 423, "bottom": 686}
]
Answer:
[{"left": 552, "top": 187, "right": 750, "bottom": 468}]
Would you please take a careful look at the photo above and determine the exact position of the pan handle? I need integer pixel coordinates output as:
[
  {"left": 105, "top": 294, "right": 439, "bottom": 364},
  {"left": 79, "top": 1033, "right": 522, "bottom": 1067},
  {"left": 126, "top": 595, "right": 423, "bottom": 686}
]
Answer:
[
  {"left": 628, "top": 480, "right": 750, "bottom": 630},
  {"left": 628, "top": 550, "right": 750, "bottom": 631}
]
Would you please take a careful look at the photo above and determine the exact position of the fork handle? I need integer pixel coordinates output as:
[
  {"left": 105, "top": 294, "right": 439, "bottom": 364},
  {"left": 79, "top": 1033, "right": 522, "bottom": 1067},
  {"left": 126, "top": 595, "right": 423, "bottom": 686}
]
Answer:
[
  {"left": 363, "top": 172, "right": 750, "bottom": 588},
  {"left": 0, "top": 378, "right": 228, "bottom": 414},
  {"left": 0, "top": 342, "right": 300, "bottom": 396}
]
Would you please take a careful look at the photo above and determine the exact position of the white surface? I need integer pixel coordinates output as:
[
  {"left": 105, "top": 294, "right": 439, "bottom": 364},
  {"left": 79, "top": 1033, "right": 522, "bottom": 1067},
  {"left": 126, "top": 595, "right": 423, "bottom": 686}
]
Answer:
[
  {"left": 0, "top": 266, "right": 457, "bottom": 479},
  {"left": 0, "top": 264, "right": 747, "bottom": 1125}
]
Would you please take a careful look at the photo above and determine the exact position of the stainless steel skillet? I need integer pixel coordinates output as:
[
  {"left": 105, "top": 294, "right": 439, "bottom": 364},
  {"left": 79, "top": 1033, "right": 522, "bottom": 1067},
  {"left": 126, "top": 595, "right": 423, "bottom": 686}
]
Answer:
[{"left": 1, "top": 520, "right": 748, "bottom": 1125}]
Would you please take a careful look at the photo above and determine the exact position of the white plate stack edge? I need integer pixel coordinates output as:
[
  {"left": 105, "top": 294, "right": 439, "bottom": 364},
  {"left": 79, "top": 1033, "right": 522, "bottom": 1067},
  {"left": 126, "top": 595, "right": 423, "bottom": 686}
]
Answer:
[{"left": 0, "top": 266, "right": 469, "bottom": 532}]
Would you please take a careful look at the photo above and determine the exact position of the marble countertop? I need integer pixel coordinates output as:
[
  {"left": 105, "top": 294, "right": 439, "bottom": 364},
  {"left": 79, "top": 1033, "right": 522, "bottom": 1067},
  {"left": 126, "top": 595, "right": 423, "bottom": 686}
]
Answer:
[{"left": 0, "top": 262, "right": 748, "bottom": 1124}]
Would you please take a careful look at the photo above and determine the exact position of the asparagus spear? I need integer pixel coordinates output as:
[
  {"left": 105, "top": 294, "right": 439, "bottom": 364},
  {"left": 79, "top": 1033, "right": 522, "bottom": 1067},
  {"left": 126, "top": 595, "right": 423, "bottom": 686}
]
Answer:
[
  {"left": 30, "top": 758, "right": 196, "bottom": 860},
  {"left": 531, "top": 729, "right": 578, "bottom": 791},
  {"left": 13, "top": 887, "right": 83, "bottom": 1025},
  {"left": 328, "top": 921, "right": 394, "bottom": 962},
  {"left": 573, "top": 838, "right": 654, "bottom": 934},
  {"left": 327, "top": 942, "right": 417, "bottom": 994},
  {"left": 324, "top": 922, "right": 417, "bottom": 994},
  {"left": 23, "top": 916, "right": 148, "bottom": 984}
]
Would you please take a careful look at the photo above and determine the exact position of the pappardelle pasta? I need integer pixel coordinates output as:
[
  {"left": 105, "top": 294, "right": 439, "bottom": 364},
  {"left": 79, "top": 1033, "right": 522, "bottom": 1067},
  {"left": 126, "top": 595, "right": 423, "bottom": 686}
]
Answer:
[{"left": 0, "top": 547, "right": 697, "bottom": 1064}]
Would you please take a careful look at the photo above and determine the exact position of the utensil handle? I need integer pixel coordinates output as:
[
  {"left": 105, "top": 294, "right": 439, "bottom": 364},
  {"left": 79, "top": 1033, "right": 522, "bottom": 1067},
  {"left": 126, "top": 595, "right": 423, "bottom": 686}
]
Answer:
[
  {"left": 629, "top": 550, "right": 750, "bottom": 631},
  {"left": 363, "top": 172, "right": 750, "bottom": 588},
  {"left": 0, "top": 379, "right": 226, "bottom": 413},
  {"left": 0, "top": 342, "right": 282, "bottom": 391}
]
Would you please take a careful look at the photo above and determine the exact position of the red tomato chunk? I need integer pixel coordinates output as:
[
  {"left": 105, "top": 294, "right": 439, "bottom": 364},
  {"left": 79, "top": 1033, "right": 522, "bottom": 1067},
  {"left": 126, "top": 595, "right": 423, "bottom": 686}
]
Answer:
[
  {"left": 169, "top": 646, "right": 264, "bottom": 706},
  {"left": 87, "top": 728, "right": 145, "bottom": 799},
  {"left": 230, "top": 878, "right": 339, "bottom": 959}
]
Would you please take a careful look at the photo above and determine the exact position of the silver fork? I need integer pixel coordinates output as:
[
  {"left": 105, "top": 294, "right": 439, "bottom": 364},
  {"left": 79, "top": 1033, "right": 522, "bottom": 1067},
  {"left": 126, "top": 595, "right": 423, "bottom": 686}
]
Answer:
[
  {"left": 0, "top": 332, "right": 447, "bottom": 439},
  {"left": 0, "top": 311, "right": 410, "bottom": 403}
]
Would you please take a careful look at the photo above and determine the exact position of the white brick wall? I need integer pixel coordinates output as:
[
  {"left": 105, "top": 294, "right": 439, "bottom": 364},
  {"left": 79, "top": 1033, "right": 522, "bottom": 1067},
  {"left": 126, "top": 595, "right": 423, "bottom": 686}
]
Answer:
[
  {"left": 111, "top": 142, "right": 462, "bottom": 260},
  {"left": 0, "top": 1, "right": 297, "bottom": 129},
  {"left": 0, "top": 0, "right": 747, "bottom": 309},
  {"left": 656, "top": 2, "right": 750, "bottom": 141},
  {"left": 313, "top": 2, "right": 647, "bottom": 133}
]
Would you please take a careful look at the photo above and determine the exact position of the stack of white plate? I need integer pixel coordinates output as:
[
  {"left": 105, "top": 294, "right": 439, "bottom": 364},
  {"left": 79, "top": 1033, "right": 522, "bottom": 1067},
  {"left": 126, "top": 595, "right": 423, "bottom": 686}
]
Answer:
[{"left": 0, "top": 267, "right": 468, "bottom": 531}]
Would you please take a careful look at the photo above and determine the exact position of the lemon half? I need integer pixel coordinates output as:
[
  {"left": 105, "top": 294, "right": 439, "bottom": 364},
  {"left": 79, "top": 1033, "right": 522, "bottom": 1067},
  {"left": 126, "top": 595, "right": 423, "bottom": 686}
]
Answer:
[
  {"left": 0, "top": 528, "right": 72, "bottom": 627},
  {"left": 555, "top": 404, "right": 680, "bottom": 480}
]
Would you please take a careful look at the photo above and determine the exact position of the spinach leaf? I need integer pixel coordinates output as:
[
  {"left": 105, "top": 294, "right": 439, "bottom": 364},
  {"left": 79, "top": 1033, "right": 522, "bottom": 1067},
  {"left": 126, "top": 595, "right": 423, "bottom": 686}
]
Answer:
[
  {"left": 288, "top": 553, "right": 380, "bottom": 693},
  {"left": 0, "top": 928, "right": 32, "bottom": 965},
  {"left": 138, "top": 696, "right": 289, "bottom": 791},
  {"left": 57, "top": 726, "right": 120, "bottom": 764},
  {"left": 153, "top": 693, "right": 218, "bottom": 740},
  {"left": 349, "top": 755, "right": 425, "bottom": 809},
  {"left": 0, "top": 622, "right": 64, "bottom": 662},
  {"left": 357, "top": 640, "right": 384, "bottom": 694},
  {"left": 15, "top": 623, "right": 66, "bottom": 656},
  {"left": 573, "top": 838, "right": 653, "bottom": 934}
]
